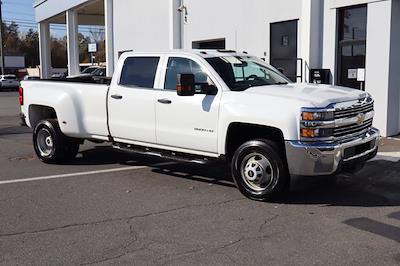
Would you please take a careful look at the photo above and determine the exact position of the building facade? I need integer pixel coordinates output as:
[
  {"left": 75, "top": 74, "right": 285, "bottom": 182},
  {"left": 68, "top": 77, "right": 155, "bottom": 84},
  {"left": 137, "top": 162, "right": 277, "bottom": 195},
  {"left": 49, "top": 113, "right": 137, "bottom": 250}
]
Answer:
[{"left": 34, "top": 0, "right": 400, "bottom": 136}]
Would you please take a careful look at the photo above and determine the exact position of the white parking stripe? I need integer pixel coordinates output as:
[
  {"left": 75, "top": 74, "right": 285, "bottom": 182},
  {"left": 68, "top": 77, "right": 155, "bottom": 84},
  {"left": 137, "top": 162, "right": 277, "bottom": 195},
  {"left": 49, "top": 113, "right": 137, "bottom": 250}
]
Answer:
[
  {"left": 372, "top": 152, "right": 400, "bottom": 162},
  {"left": 0, "top": 166, "right": 148, "bottom": 186},
  {"left": 377, "top": 151, "right": 400, "bottom": 158}
]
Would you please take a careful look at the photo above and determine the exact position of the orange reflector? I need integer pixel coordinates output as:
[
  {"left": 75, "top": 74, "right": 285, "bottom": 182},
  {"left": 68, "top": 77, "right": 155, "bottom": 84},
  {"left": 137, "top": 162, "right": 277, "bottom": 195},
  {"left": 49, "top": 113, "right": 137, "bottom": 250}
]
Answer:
[
  {"left": 302, "top": 112, "right": 315, "bottom": 121},
  {"left": 301, "top": 128, "right": 315, "bottom": 138}
]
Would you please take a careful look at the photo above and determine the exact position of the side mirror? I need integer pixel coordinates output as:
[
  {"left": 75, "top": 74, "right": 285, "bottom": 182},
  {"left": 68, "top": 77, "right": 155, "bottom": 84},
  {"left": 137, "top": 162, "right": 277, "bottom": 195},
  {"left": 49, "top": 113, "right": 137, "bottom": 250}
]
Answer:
[{"left": 177, "top": 74, "right": 195, "bottom": 96}]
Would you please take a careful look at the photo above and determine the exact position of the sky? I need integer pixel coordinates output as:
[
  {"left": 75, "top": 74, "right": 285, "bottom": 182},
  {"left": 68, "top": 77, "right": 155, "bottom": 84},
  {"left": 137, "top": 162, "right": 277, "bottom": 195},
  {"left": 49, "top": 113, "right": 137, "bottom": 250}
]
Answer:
[
  {"left": 3, "top": 0, "right": 103, "bottom": 39},
  {"left": 2, "top": 0, "right": 38, "bottom": 32}
]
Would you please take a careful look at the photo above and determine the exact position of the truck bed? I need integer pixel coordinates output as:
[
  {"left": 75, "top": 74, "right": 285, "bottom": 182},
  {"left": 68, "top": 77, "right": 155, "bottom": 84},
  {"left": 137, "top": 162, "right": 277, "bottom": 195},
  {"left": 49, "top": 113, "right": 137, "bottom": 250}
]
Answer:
[{"left": 20, "top": 79, "right": 110, "bottom": 140}]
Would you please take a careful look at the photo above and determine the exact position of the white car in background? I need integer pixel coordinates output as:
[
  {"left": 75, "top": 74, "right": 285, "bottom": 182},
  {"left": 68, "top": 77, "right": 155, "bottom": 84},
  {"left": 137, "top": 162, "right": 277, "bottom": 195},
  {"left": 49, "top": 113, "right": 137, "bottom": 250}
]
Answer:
[
  {"left": 23, "top": 75, "right": 40, "bottom": 81},
  {"left": 0, "top": 74, "right": 20, "bottom": 91}
]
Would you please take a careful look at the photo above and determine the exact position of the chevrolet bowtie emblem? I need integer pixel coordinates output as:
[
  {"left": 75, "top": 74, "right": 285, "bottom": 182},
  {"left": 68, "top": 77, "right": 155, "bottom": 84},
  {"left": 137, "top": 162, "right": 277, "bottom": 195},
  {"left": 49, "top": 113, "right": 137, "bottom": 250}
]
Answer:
[{"left": 357, "top": 113, "right": 366, "bottom": 125}]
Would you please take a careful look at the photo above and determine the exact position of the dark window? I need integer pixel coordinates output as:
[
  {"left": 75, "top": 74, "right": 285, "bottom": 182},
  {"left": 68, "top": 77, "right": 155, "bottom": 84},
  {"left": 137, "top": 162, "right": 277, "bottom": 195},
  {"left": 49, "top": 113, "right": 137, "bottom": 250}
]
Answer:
[
  {"left": 118, "top": 50, "right": 133, "bottom": 59},
  {"left": 270, "top": 20, "right": 299, "bottom": 82},
  {"left": 192, "top": 39, "right": 226, "bottom": 49},
  {"left": 3, "top": 75, "right": 16, "bottom": 80},
  {"left": 164, "top": 57, "right": 212, "bottom": 91},
  {"left": 337, "top": 5, "right": 367, "bottom": 90},
  {"left": 120, "top": 57, "right": 160, "bottom": 88}
]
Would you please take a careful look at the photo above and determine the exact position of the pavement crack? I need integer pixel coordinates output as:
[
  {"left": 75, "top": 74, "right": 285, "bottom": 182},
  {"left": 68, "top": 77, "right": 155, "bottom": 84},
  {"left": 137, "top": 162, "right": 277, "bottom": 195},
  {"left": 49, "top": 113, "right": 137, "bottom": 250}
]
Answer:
[
  {"left": 156, "top": 238, "right": 244, "bottom": 265},
  {"left": 156, "top": 246, "right": 208, "bottom": 266},
  {"left": 258, "top": 214, "right": 279, "bottom": 233},
  {"left": 79, "top": 221, "right": 141, "bottom": 266},
  {"left": 215, "top": 238, "right": 244, "bottom": 251},
  {"left": 80, "top": 252, "right": 128, "bottom": 266},
  {"left": 0, "top": 198, "right": 245, "bottom": 238}
]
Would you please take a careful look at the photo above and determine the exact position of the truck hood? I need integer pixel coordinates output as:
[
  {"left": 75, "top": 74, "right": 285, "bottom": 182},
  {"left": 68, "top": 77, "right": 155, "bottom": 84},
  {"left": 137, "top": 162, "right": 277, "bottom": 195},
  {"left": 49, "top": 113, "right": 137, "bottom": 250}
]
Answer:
[{"left": 243, "top": 83, "right": 368, "bottom": 107}]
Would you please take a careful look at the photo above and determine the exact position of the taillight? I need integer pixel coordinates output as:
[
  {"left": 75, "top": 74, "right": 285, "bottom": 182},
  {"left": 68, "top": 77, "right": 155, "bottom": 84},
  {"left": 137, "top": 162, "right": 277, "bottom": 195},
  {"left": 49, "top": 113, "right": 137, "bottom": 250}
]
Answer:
[{"left": 19, "top": 87, "right": 23, "bottom": 106}]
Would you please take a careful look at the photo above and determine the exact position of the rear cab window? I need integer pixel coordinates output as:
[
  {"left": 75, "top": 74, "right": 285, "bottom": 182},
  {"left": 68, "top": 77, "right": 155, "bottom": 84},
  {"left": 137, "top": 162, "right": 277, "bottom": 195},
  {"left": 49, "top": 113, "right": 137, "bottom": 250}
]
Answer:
[{"left": 119, "top": 57, "right": 160, "bottom": 88}]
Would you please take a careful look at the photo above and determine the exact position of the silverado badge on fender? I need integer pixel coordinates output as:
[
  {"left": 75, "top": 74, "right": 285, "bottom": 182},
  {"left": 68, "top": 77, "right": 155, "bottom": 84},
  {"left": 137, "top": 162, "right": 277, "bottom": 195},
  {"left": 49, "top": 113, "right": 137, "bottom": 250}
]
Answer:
[{"left": 194, "top": 128, "right": 214, "bottom": 133}]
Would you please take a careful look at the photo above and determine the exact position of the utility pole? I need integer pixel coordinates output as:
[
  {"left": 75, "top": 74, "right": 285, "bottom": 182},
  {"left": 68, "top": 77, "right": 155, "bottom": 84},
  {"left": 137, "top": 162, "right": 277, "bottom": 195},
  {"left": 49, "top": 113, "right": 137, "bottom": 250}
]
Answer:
[{"left": 0, "top": 1, "right": 4, "bottom": 75}]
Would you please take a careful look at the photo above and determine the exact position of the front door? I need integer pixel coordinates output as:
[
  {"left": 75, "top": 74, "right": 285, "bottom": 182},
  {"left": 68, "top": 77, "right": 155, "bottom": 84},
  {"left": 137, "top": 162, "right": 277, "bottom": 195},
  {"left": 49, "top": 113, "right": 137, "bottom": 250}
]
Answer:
[
  {"left": 108, "top": 56, "right": 160, "bottom": 143},
  {"left": 155, "top": 56, "right": 220, "bottom": 154},
  {"left": 337, "top": 5, "right": 367, "bottom": 90},
  {"left": 270, "top": 20, "right": 298, "bottom": 82}
]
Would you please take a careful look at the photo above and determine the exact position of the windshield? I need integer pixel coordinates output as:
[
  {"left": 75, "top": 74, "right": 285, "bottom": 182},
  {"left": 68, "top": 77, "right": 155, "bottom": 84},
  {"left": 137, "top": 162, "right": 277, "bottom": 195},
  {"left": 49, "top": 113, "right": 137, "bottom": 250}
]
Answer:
[
  {"left": 205, "top": 56, "right": 291, "bottom": 91},
  {"left": 92, "top": 68, "right": 106, "bottom": 76},
  {"left": 3, "top": 75, "right": 16, "bottom": 80}
]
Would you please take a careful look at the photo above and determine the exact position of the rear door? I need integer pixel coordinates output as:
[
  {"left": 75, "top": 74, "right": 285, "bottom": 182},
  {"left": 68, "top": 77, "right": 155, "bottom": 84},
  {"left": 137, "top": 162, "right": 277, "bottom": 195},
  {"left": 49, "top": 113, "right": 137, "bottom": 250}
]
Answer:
[
  {"left": 108, "top": 56, "right": 160, "bottom": 144},
  {"left": 155, "top": 56, "right": 221, "bottom": 154}
]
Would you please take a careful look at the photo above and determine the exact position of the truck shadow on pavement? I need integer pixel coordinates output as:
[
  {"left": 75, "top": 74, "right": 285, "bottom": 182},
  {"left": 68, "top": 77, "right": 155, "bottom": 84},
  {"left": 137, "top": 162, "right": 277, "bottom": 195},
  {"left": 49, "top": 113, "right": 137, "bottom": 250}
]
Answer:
[
  {"left": 71, "top": 146, "right": 400, "bottom": 207},
  {"left": 284, "top": 160, "right": 400, "bottom": 207},
  {"left": 0, "top": 126, "right": 32, "bottom": 136},
  {"left": 70, "top": 146, "right": 236, "bottom": 188},
  {"left": 344, "top": 214, "right": 400, "bottom": 243}
]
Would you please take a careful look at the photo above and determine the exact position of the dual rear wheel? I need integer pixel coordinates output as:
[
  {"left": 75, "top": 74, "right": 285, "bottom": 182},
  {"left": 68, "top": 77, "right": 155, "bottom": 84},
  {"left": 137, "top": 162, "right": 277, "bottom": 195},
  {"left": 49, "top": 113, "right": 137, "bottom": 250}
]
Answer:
[{"left": 33, "top": 119, "right": 80, "bottom": 163}]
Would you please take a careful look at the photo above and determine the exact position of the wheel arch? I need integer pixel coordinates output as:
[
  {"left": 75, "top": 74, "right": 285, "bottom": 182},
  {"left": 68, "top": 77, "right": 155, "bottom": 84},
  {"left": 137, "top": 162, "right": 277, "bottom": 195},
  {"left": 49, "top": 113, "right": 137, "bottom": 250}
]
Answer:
[
  {"left": 225, "top": 122, "right": 287, "bottom": 162},
  {"left": 28, "top": 105, "right": 58, "bottom": 129}
]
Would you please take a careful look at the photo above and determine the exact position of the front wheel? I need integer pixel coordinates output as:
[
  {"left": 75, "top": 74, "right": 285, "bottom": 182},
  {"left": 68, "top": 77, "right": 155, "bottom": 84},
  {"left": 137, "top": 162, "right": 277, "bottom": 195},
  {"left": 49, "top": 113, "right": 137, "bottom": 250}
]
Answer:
[
  {"left": 33, "top": 119, "right": 80, "bottom": 163},
  {"left": 231, "top": 139, "right": 290, "bottom": 201}
]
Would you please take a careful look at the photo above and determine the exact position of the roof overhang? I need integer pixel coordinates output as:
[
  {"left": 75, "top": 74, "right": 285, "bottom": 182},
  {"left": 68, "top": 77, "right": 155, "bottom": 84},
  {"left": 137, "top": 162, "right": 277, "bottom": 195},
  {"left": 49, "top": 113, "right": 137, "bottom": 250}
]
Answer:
[{"left": 35, "top": 0, "right": 104, "bottom": 25}]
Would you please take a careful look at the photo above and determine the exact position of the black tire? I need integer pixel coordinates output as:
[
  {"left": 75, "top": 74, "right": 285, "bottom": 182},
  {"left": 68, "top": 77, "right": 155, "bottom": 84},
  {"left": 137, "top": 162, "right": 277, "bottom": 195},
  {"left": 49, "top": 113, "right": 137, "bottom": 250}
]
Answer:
[
  {"left": 231, "top": 139, "right": 290, "bottom": 201},
  {"left": 33, "top": 119, "right": 80, "bottom": 163}
]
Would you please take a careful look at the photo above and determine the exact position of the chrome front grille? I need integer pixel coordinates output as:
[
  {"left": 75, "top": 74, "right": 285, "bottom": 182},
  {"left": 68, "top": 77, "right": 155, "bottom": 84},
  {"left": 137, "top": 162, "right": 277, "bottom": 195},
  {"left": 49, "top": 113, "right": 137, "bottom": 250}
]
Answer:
[
  {"left": 300, "top": 97, "right": 375, "bottom": 143},
  {"left": 334, "top": 99, "right": 374, "bottom": 119},
  {"left": 333, "top": 97, "right": 374, "bottom": 141},
  {"left": 334, "top": 118, "right": 373, "bottom": 138}
]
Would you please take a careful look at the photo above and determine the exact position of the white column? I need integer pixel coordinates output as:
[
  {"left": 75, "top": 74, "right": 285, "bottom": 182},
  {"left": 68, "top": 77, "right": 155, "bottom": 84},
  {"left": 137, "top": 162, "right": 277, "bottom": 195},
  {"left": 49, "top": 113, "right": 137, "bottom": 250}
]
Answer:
[
  {"left": 300, "top": 0, "right": 323, "bottom": 83},
  {"left": 105, "top": 0, "right": 114, "bottom": 76},
  {"left": 66, "top": 9, "right": 80, "bottom": 76},
  {"left": 38, "top": 22, "right": 51, "bottom": 79},
  {"left": 169, "top": 0, "right": 182, "bottom": 49},
  {"left": 365, "top": 1, "right": 392, "bottom": 136}
]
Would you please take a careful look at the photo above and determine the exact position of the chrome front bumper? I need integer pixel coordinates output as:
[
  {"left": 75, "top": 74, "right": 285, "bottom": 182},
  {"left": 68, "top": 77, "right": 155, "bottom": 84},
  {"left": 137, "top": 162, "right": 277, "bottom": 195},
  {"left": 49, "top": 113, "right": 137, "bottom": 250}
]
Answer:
[{"left": 285, "top": 128, "right": 380, "bottom": 176}]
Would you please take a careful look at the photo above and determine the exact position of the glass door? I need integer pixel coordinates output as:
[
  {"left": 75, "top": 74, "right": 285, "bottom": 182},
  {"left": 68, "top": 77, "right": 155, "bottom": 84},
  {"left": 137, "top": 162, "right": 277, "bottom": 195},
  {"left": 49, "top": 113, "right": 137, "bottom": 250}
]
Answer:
[{"left": 337, "top": 5, "right": 367, "bottom": 90}]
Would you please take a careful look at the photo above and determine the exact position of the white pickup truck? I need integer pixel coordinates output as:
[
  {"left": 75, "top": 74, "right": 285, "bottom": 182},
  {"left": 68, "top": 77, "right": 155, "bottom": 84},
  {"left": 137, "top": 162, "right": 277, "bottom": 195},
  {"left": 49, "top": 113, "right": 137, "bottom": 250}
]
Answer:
[{"left": 19, "top": 50, "right": 380, "bottom": 201}]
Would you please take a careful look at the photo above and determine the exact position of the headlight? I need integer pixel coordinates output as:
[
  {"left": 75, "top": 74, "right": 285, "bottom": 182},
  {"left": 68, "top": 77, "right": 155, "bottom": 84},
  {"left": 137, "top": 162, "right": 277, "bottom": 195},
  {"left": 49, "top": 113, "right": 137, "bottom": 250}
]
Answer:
[
  {"left": 301, "top": 110, "right": 334, "bottom": 121},
  {"left": 300, "top": 108, "right": 334, "bottom": 141}
]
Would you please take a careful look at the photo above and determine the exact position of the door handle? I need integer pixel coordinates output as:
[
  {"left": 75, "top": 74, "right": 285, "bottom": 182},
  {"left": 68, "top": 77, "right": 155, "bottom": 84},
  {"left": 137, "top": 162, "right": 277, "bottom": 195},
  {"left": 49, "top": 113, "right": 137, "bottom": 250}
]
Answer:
[
  {"left": 111, "top": 94, "right": 123, "bottom": 100},
  {"left": 157, "top": 99, "right": 172, "bottom": 104}
]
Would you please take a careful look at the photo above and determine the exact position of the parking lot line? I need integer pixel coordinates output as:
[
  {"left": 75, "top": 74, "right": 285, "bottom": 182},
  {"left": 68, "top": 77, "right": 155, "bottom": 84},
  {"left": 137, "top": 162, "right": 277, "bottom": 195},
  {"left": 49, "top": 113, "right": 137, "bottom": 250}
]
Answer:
[{"left": 0, "top": 165, "right": 148, "bottom": 186}]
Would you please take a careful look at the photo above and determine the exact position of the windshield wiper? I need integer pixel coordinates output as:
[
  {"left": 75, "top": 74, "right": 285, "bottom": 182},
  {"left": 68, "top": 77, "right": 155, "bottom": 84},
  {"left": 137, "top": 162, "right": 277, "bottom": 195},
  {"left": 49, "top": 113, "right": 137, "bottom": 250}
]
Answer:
[{"left": 274, "top": 82, "right": 289, "bottom": 85}]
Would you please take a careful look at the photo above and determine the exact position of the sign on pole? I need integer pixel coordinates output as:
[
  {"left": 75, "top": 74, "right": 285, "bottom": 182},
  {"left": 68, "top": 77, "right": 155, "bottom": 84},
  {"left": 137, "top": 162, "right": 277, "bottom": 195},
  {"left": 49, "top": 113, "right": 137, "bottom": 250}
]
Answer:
[{"left": 88, "top": 43, "right": 97, "bottom": 53}]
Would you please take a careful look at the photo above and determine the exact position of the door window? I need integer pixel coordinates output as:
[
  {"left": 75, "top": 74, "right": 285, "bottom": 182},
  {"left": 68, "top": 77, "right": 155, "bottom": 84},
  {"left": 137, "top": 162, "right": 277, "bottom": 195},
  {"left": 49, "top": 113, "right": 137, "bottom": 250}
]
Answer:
[
  {"left": 119, "top": 57, "right": 160, "bottom": 88},
  {"left": 164, "top": 57, "right": 214, "bottom": 91}
]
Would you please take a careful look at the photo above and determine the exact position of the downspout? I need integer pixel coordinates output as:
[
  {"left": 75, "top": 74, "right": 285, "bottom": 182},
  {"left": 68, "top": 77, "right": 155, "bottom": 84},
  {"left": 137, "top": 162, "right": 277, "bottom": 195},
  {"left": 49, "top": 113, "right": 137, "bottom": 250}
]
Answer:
[{"left": 178, "top": 0, "right": 187, "bottom": 49}]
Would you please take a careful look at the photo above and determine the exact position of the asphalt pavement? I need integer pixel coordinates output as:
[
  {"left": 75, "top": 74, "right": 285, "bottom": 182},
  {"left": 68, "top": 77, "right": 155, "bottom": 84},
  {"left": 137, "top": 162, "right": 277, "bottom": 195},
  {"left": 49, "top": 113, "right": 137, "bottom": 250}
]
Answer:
[{"left": 0, "top": 91, "right": 400, "bottom": 265}]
